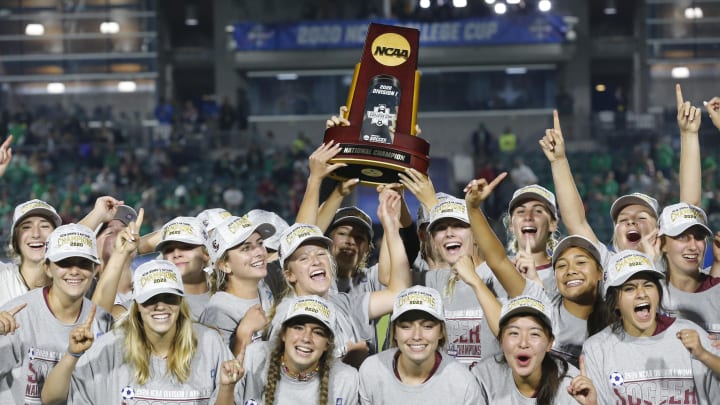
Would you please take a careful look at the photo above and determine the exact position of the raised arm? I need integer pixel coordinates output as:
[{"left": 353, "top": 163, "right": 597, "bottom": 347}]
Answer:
[
  {"left": 316, "top": 178, "right": 359, "bottom": 232},
  {"left": 294, "top": 141, "right": 348, "bottom": 225},
  {"left": 78, "top": 196, "right": 124, "bottom": 230},
  {"left": 368, "top": 189, "right": 411, "bottom": 319},
  {"left": 676, "top": 84, "right": 702, "bottom": 206},
  {"left": 91, "top": 209, "right": 143, "bottom": 313},
  {"left": 376, "top": 183, "right": 412, "bottom": 287},
  {"left": 452, "top": 255, "right": 502, "bottom": 336},
  {"left": 540, "top": 110, "right": 599, "bottom": 243},
  {"left": 464, "top": 173, "right": 526, "bottom": 297}
]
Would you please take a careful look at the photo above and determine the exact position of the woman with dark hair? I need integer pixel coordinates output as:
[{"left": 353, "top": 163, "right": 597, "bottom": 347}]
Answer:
[
  {"left": 229, "top": 295, "right": 358, "bottom": 405},
  {"left": 583, "top": 250, "right": 720, "bottom": 404},
  {"left": 358, "top": 286, "right": 481, "bottom": 403}
]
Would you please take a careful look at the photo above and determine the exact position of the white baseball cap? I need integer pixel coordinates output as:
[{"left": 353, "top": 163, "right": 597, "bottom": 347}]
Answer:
[
  {"left": 499, "top": 295, "right": 553, "bottom": 332},
  {"left": 658, "top": 203, "right": 712, "bottom": 238},
  {"left": 45, "top": 223, "right": 101, "bottom": 264},
  {"left": 10, "top": 199, "right": 62, "bottom": 246},
  {"left": 208, "top": 215, "right": 275, "bottom": 264},
  {"left": 416, "top": 192, "right": 453, "bottom": 230},
  {"left": 247, "top": 209, "right": 289, "bottom": 252},
  {"left": 390, "top": 285, "right": 445, "bottom": 322},
  {"left": 508, "top": 184, "right": 558, "bottom": 220},
  {"left": 552, "top": 235, "right": 602, "bottom": 269},
  {"left": 427, "top": 197, "right": 469, "bottom": 232},
  {"left": 278, "top": 223, "right": 333, "bottom": 269},
  {"left": 132, "top": 259, "right": 185, "bottom": 304},
  {"left": 610, "top": 193, "right": 659, "bottom": 222},
  {"left": 282, "top": 295, "right": 336, "bottom": 333},
  {"left": 196, "top": 208, "right": 232, "bottom": 232},
  {"left": 155, "top": 216, "right": 208, "bottom": 252},
  {"left": 328, "top": 206, "right": 374, "bottom": 240},
  {"left": 604, "top": 250, "right": 664, "bottom": 295}
]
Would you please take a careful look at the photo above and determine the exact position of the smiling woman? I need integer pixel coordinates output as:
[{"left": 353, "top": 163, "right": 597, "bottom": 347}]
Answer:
[
  {"left": 67, "top": 260, "right": 235, "bottom": 405},
  {"left": 0, "top": 223, "right": 113, "bottom": 404}
]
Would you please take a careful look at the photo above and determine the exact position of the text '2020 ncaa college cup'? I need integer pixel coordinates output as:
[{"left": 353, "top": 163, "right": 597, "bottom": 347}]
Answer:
[{"left": 323, "top": 23, "right": 430, "bottom": 186}]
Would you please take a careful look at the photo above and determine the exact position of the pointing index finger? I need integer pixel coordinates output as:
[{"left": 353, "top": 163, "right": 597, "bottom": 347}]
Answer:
[
  {"left": 579, "top": 354, "right": 587, "bottom": 376},
  {"left": 134, "top": 208, "right": 144, "bottom": 233},
  {"left": 1, "top": 135, "right": 13, "bottom": 150},
  {"left": 676, "top": 83, "right": 684, "bottom": 109},
  {"left": 84, "top": 304, "right": 97, "bottom": 328},
  {"left": 553, "top": 109, "right": 561, "bottom": 133},
  {"left": 9, "top": 303, "right": 27, "bottom": 316}
]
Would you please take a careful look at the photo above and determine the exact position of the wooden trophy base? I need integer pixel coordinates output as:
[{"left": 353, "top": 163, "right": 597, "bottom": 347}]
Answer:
[{"left": 323, "top": 125, "right": 429, "bottom": 186}]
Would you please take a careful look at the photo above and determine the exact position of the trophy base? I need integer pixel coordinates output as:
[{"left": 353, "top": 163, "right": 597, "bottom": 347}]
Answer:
[{"left": 323, "top": 126, "right": 429, "bottom": 186}]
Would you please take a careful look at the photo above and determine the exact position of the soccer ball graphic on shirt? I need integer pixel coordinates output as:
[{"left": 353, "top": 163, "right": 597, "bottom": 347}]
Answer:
[
  {"left": 121, "top": 386, "right": 135, "bottom": 400},
  {"left": 609, "top": 371, "right": 624, "bottom": 386}
]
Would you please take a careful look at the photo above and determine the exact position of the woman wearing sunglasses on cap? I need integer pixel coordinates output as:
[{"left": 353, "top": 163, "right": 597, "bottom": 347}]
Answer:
[
  {"left": 67, "top": 260, "right": 235, "bottom": 404},
  {"left": 472, "top": 295, "right": 597, "bottom": 405},
  {"left": 358, "top": 285, "right": 481, "bottom": 404},
  {"left": 0, "top": 223, "right": 113, "bottom": 404},
  {"left": 583, "top": 250, "right": 720, "bottom": 404},
  {"left": 222, "top": 295, "right": 358, "bottom": 405},
  {"left": 463, "top": 174, "right": 608, "bottom": 368}
]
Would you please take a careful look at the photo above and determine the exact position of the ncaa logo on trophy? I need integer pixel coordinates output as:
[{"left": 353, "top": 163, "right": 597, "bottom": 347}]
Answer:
[{"left": 323, "top": 23, "right": 430, "bottom": 186}]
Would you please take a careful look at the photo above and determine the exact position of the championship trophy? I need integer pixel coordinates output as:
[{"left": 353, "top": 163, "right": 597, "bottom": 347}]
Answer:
[{"left": 323, "top": 23, "right": 430, "bottom": 186}]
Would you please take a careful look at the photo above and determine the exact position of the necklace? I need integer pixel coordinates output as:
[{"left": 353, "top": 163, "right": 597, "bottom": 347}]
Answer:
[{"left": 281, "top": 356, "right": 319, "bottom": 382}]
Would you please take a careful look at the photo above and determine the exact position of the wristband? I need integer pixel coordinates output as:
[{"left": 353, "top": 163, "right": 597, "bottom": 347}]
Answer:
[{"left": 69, "top": 351, "right": 84, "bottom": 358}]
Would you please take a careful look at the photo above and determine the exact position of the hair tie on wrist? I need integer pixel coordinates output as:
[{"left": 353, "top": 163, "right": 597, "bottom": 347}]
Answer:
[{"left": 69, "top": 351, "right": 84, "bottom": 358}]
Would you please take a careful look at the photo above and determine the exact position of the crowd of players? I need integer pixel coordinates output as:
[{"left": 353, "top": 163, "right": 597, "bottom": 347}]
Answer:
[{"left": 0, "top": 84, "right": 720, "bottom": 404}]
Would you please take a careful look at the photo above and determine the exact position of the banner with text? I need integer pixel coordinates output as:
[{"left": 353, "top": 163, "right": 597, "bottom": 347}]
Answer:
[{"left": 232, "top": 15, "right": 566, "bottom": 51}]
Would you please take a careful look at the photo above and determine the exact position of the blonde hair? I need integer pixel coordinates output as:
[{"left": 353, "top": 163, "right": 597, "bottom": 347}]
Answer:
[
  {"left": 264, "top": 322, "right": 335, "bottom": 405},
  {"left": 119, "top": 298, "right": 197, "bottom": 385}
]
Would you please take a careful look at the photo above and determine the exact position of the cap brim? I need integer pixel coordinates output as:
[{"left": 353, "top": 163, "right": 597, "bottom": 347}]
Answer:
[
  {"left": 155, "top": 237, "right": 204, "bottom": 252},
  {"left": 552, "top": 236, "right": 602, "bottom": 269},
  {"left": 390, "top": 306, "right": 445, "bottom": 322},
  {"left": 611, "top": 196, "right": 657, "bottom": 221},
  {"left": 660, "top": 223, "right": 712, "bottom": 238},
  {"left": 604, "top": 269, "right": 664, "bottom": 294},
  {"left": 427, "top": 215, "right": 469, "bottom": 233},
  {"left": 46, "top": 251, "right": 102, "bottom": 265},
  {"left": 14, "top": 208, "right": 62, "bottom": 229},
  {"left": 280, "top": 235, "right": 333, "bottom": 268},
  {"left": 509, "top": 193, "right": 557, "bottom": 219},
  {"left": 499, "top": 307, "right": 552, "bottom": 332},
  {"left": 330, "top": 217, "right": 373, "bottom": 239},
  {"left": 134, "top": 288, "right": 185, "bottom": 304}
]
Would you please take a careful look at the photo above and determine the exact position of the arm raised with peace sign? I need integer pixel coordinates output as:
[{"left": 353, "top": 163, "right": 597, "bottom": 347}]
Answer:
[
  {"left": 91, "top": 208, "right": 144, "bottom": 314},
  {"left": 41, "top": 304, "right": 98, "bottom": 405}
]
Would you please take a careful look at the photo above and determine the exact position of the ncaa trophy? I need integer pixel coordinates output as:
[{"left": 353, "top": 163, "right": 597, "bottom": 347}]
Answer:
[{"left": 323, "top": 23, "right": 430, "bottom": 186}]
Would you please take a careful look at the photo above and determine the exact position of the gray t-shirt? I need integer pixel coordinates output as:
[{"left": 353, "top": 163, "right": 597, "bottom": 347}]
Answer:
[
  {"left": 236, "top": 341, "right": 359, "bottom": 405},
  {"left": 583, "top": 317, "right": 720, "bottom": 405},
  {"left": 0, "top": 288, "right": 113, "bottom": 404},
  {"left": 185, "top": 291, "right": 212, "bottom": 321},
  {"left": 68, "top": 323, "right": 232, "bottom": 404},
  {"left": 424, "top": 263, "right": 504, "bottom": 366},
  {"left": 0, "top": 261, "right": 27, "bottom": 308},
  {"left": 662, "top": 277, "right": 720, "bottom": 338},
  {"left": 358, "top": 349, "right": 481, "bottom": 404},
  {"left": 198, "top": 290, "right": 271, "bottom": 349},
  {"left": 472, "top": 354, "right": 580, "bottom": 405}
]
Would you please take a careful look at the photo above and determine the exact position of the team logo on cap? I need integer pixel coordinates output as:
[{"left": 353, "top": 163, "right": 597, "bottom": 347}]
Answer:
[
  {"left": 20, "top": 200, "right": 53, "bottom": 214},
  {"left": 284, "top": 225, "right": 321, "bottom": 246},
  {"left": 397, "top": 291, "right": 437, "bottom": 309},
  {"left": 244, "top": 400, "right": 258, "bottom": 405},
  {"left": 227, "top": 216, "right": 253, "bottom": 234},
  {"left": 669, "top": 206, "right": 705, "bottom": 223},
  {"left": 139, "top": 268, "right": 179, "bottom": 288},
  {"left": 163, "top": 222, "right": 195, "bottom": 238},
  {"left": 504, "top": 296, "right": 546, "bottom": 314},
  {"left": 292, "top": 298, "right": 331, "bottom": 320},
  {"left": 515, "top": 185, "right": 553, "bottom": 201},
  {"left": 212, "top": 240, "right": 220, "bottom": 252},
  {"left": 56, "top": 232, "right": 93, "bottom": 250},
  {"left": 613, "top": 254, "right": 651, "bottom": 274},
  {"left": 431, "top": 200, "right": 466, "bottom": 216}
]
